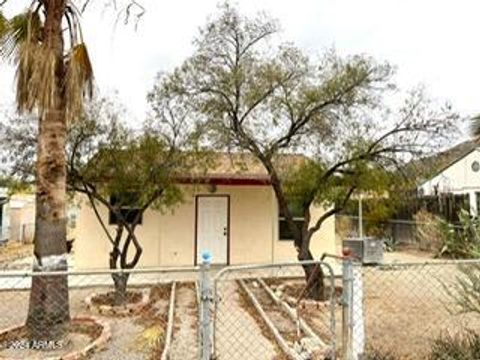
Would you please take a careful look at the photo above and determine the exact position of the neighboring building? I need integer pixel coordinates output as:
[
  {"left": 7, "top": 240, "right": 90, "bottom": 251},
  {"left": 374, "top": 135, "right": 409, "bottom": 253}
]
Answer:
[
  {"left": 0, "top": 188, "right": 9, "bottom": 242},
  {"left": 74, "top": 153, "right": 336, "bottom": 269},
  {"left": 8, "top": 193, "right": 35, "bottom": 243},
  {"left": 417, "top": 140, "right": 480, "bottom": 216}
]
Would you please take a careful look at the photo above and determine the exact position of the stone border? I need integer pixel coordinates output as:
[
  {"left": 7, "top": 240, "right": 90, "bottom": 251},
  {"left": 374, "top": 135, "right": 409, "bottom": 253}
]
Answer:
[
  {"left": 0, "top": 316, "right": 111, "bottom": 360},
  {"left": 85, "top": 289, "right": 150, "bottom": 316}
]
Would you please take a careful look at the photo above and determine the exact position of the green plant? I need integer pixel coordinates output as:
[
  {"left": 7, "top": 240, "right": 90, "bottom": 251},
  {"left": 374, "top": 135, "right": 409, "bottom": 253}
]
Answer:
[
  {"left": 437, "top": 209, "right": 480, "bottom": 259},
  {"left": 429, "top": 331, "right": 480, "bottom": 360}
]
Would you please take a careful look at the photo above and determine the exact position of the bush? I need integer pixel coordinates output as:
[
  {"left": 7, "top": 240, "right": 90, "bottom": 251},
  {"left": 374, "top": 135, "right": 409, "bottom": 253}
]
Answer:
[
  {"left": 362, "top": 347, "right": 397, "bottom": 360},
  {"left": 437, "top": 209, "right": 480, "bottom": 259},
  {"left": 444, "top": 262, "right": 480, "bottom": 314},
  {"left": 429, "top": 331, "right": 480, "bottom": 360},
  {"left": 414, "top": 209, "right": 445, "bottom": 252}
]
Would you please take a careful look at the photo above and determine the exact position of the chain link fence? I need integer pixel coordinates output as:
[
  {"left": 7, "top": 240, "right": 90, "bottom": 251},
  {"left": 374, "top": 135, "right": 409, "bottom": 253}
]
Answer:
[
  {"left": 1, "top": 259, "right": 480, "bottom": 359},
  {"left": 0, "top": 267, "right": 200, "bottom": 360},
  {"left": 347, "top": 260, "right": 480, "bottom": 360},
  {"left": 212, "top": 261, "right": 339, "bottom": 360}
]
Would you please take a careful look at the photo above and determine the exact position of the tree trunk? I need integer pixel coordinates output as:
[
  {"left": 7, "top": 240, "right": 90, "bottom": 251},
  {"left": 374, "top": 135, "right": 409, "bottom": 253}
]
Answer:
[
  {"left": 109, "top": 229, "right": 130, "bottom": 306},
  {"left": 112, "top": 273, "right": 130, "bottom": 306},
  {"left": 26, "top": 0, "right": 70, "bottom": 342},
  {"left": 266, "top": 167, "right": 326, "bottom": 300},
  {"left": 299, "top": 249, "right": 326, "bottom": 301}
]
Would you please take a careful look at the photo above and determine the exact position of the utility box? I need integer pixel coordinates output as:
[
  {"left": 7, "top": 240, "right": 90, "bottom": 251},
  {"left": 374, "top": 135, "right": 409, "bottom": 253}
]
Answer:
[{"left": 343, "top": 237, "right": 384, "bottom": 265}]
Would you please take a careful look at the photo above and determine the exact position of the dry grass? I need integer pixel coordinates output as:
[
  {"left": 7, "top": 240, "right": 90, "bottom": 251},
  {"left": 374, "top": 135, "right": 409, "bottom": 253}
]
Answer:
[
  {"left": 91, "top": 291, "right": 142, "bottom": 306},
  {"left": 135, "top": 283, "right": 172, "bottom": 360}
]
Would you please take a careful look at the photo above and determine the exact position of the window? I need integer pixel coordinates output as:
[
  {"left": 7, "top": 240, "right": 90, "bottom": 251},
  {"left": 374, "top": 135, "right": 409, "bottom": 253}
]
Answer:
[
  {"left": 278, "top": 200, "right": 304, "bottom": 241},
  {"left": 473, "top": 161, "right": 480, "bottom": 172},
  {"left": 109, "top": 193, "right": 143, "bottom": 225}
]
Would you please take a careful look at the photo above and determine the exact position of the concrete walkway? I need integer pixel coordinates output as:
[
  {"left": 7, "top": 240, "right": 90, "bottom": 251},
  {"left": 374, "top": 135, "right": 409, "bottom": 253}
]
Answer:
[{"left": 169, "top": 284, "right": 199, "bottom": 360}]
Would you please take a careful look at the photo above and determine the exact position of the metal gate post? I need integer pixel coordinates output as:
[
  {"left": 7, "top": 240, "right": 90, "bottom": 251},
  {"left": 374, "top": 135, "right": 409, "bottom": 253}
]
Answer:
[
  {"left": 199, "top": 251, "right": 213, "bottom": 360},
  {"left": 342, "top": 259, "right": 354, "bottom": 360}
]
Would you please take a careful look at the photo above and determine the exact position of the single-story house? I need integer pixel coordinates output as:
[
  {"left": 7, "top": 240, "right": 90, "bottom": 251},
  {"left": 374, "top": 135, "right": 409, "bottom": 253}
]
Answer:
[
  {"left": 417, "top": 139, "right": 480, "bottom": 216},
  {"left": 74, "top": 153, "right": 336, "bottom": 269}
]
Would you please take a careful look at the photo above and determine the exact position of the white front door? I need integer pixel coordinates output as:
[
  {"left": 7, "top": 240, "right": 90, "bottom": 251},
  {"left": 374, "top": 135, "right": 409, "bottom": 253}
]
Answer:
[{"left": 196, "top": 196, "right": 229, "bottom": 265}]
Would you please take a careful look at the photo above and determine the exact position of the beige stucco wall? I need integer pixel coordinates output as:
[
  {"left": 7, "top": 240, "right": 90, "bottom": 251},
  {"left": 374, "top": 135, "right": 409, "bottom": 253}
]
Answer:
[{"left": 74, "top": 184, "right": 336, "bottom": 269}]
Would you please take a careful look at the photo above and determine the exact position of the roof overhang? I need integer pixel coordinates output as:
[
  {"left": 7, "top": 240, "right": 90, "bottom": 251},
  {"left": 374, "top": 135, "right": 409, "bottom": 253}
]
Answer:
[{"left": 176, "top": 175, "right": 271, "bottom": 186}]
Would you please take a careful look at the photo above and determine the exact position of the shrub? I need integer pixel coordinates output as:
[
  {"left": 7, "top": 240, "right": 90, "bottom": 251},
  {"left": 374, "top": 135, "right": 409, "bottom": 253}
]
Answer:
[
  {"left": 429, "top": 331, "right": 480, "bottom": 360},
  {"left": 414, "top": 209, "right": 445, "bottom": 252},
  {"left": 446, "top": 263, "right": 480, "bottom": 314},
  {"left": 362, "top": 347, "right": 397, "bottom": 360},
  {"left": 437, "top": 209, "right": 480, "bottom": 259}
]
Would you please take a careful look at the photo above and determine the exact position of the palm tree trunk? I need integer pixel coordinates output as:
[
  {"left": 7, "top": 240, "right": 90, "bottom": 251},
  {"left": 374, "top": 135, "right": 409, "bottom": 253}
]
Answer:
[{"left": 26, "top": 0, "right": 70, "bottom": 341}]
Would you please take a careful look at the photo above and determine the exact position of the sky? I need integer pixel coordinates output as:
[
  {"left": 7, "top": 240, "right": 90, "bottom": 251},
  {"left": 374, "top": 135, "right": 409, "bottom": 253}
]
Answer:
[{"left": 1, "top": 0, "right": 479, "bottom": 135}]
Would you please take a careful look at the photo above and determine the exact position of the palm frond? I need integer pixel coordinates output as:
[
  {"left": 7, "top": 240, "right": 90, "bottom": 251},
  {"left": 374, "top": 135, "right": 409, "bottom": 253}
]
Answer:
[
  {"left": 65, "top": 43, "right": 94, "bottom": 122},
  {"left": 1, "top": 11, "right": 42, "bottom": 61},
  {"left": 16, "top": 44, "right": 58, "bottom": 114},
  {"left": 0, "top": 12, "right": 8, "bottom": 39}
]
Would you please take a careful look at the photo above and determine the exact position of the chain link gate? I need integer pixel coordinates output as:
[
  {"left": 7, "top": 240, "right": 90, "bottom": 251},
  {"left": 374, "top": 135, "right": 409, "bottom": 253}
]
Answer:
[{"left": 206, "top": 260, "right": 339, "bottom": 360}]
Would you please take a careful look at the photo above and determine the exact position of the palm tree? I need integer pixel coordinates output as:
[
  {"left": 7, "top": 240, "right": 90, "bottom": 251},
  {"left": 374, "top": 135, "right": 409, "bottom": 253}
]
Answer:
[{"left": 0, "top": 2, "right": 93, "bottom": 340}]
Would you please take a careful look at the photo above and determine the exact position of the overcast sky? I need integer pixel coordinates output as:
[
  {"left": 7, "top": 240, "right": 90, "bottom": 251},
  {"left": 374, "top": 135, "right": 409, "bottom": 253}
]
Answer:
[{"left": 1, "top": 0, "right": 479, "bottom": 135}]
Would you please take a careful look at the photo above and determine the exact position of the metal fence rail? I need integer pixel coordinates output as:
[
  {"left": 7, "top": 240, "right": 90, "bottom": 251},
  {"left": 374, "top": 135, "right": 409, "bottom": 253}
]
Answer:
[
  {"left": 1, "top": 259, "right": 480, "bottom": 359},
  {"left": 212, "top": 261, "right": 339, "bottom": 360},
  {"left": 0, "top": 267, "right": 201, "bottom": 360}
]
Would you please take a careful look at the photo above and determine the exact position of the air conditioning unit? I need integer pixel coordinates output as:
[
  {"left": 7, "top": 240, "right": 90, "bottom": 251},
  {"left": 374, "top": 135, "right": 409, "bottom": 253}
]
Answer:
[{"left": 343, "top": 237, "right": 384, "bottom": 265}]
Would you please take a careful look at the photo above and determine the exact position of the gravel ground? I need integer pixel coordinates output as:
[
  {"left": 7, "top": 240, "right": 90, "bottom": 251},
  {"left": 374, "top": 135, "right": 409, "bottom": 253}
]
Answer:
[
  {"left": 215, "top": 281, "right": 276, "bottom": 360},
  {"left": 361, "top": 263, "right": 480, "bottom": 359},
  {"left": 169, "top": 283, "right": 198, "bottom": 360},
  {"left": 93, "top": 318, "right": 149, "bottom": 360}
]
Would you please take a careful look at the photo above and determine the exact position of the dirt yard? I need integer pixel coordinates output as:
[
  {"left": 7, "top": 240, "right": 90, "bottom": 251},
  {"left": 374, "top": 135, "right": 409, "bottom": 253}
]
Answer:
[
  {"left": 0, "top": 283, "right": 173, "bottom": 360},
  {"left": 0, "top": 242, "right": 33, "bottom": 269},
  {"left": 361, "top": 262, "right": 480, "bottom": 359}
]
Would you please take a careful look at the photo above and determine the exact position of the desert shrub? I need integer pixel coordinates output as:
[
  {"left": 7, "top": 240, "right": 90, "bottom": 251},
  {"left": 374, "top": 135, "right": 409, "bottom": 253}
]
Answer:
[
  {"left": 437, "top": 209, "right": 480, "bottom": 259},
  {"left": 445, "top": 263, "right": 480, "bottom": 314},
  {"left": 414, "top": 209, "right": 445, "bottom": 252},
  {"left": 362, "top": 347, "right": 397, "bottom": 360},
  {"left": 429, "top": 331, "right": 480, "bottom": 360}
]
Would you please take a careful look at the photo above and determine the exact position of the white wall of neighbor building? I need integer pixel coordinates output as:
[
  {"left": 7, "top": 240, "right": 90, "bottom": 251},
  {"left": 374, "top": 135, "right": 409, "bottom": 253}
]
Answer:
[
  {"left": 8, "top": 193, "right": 35, "bottom": 242},
  {"left": 74, "top": 184, "right": 337, "bottom": 269},
  {"left": 0, "top": 188, "right": 9, "bottom": 241},
  {"left": 419, "top": 148, "right": 480, "bottom": 216}
]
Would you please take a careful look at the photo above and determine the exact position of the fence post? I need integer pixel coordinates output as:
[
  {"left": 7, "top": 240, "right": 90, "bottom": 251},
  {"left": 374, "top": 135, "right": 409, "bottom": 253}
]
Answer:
[
  {"left": 342, "top": 259, "right": 354, "bottom": 360},
  {"left": 199, "top": 251, "right": 213, "bottom": 360},
  {"left": 342, "top": 259, "right": 365, "bottom": 360}
]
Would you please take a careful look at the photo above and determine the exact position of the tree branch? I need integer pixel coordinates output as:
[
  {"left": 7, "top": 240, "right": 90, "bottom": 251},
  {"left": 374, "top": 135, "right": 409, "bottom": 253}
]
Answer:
[{"left": 308, "top": 186, "right": 356, "bottom": 237}]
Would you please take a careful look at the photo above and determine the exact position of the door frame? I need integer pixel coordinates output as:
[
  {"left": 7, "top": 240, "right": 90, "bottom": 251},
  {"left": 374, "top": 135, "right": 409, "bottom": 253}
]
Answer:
[{"left": 194, "top": 194, "right": 231, "bottom": 266}]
